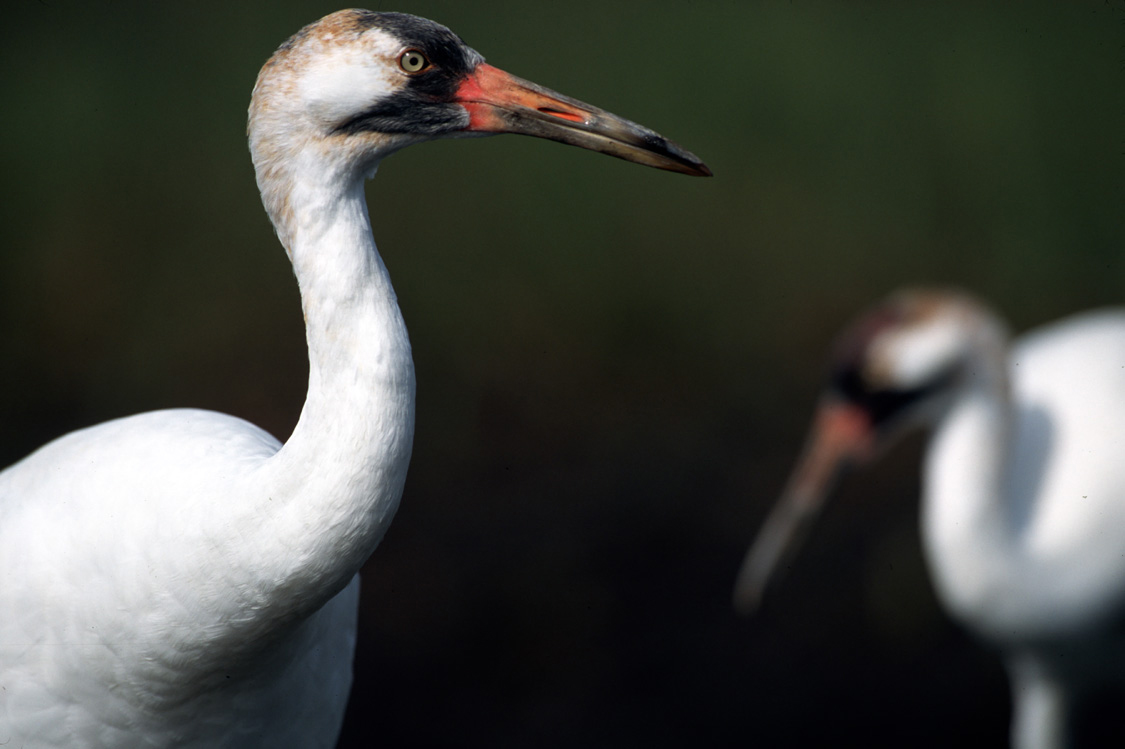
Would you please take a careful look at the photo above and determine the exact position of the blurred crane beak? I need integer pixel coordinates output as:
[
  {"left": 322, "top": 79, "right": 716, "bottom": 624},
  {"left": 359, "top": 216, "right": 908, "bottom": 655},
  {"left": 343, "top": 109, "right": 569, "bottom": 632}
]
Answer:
[
  {"left": 732, "top": 399, "right": 876, "bottom": 615},
  {"left": 455, "top": 63, "right": 711, "bottom": 177}
]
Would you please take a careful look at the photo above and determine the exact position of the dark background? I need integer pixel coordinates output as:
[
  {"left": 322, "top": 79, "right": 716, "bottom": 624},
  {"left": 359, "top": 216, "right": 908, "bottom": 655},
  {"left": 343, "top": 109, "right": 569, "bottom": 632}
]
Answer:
[{"left": 2, "top": 1, "right": 1123, "bottom": 746}]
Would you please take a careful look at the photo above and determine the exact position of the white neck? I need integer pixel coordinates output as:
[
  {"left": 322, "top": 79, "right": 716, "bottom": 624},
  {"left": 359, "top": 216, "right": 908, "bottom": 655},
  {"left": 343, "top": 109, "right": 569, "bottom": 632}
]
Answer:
[
  {"left": 916, "top": 330, "right": 1085, "bottom": 639},
  {"left": 238, "top": 148, "right": 415, "bottom": 631},
  {"left": 920, "top": 353, "right": 1016, "bottom": 625}
]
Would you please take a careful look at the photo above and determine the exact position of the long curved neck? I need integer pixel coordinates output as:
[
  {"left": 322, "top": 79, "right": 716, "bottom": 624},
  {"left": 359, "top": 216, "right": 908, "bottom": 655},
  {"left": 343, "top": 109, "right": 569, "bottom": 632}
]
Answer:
[
  {"left": 919, "top": 334, "right": 1018, "bottom": 631},
  {"left": 247, "top": 150, "right": 415, "bottom": 625}
]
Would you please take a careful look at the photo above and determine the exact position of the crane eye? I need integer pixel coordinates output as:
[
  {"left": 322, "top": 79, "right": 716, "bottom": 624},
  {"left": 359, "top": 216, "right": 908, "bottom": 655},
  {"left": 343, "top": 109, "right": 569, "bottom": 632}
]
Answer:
[{"left": 398, "top": 50, "right": 430, "bottom": 74}]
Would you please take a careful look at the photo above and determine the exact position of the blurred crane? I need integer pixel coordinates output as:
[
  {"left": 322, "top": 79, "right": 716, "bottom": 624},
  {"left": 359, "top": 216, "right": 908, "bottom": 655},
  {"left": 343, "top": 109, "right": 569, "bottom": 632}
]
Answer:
[
  {"left": 0, "top": 9, "right": 708, "bottom": 748},
  {"left": 735, "top": 288, "right": 1125, "bottom": 749}
]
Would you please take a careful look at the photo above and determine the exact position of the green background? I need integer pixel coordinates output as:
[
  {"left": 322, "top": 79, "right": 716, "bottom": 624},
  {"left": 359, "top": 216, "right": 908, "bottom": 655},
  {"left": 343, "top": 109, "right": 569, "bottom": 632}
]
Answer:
[{"left": 2, "top": 1, "right": 1122, "bottom": 745}]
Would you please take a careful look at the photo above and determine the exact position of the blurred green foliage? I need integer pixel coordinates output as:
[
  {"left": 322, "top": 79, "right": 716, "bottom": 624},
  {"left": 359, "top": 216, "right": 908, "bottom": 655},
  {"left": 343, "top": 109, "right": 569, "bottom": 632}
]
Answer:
[{"left": 1, "top": 1, "right": 1122, "bottom": 746}]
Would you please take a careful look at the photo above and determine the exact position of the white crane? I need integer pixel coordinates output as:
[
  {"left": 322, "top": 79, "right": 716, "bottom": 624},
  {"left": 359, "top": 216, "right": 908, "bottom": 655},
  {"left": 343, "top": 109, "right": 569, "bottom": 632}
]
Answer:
[
  {"left": 733, "top": 288, "right": 1125, "bottom": 749},
  {"left": 0, "top": 10, "right": 709, "bottom": 748}
]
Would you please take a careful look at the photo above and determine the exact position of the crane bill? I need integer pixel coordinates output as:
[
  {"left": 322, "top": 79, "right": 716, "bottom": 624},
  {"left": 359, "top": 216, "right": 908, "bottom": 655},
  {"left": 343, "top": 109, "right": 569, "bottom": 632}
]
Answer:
[
  {"left": 732, "top": 400, "right": 875, "bottom": 615},
  {"left": 454, "top": 63, "right": 711, "bottom": 177}
]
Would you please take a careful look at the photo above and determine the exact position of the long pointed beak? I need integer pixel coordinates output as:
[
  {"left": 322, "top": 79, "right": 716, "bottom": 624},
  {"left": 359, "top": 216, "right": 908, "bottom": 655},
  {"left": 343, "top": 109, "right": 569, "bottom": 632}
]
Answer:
[
  {"left": 732, "top": 400, "right": 876, "bottom": 615},
  {"left": 454, "top": 63, "right": 711, "bottom": 177}
]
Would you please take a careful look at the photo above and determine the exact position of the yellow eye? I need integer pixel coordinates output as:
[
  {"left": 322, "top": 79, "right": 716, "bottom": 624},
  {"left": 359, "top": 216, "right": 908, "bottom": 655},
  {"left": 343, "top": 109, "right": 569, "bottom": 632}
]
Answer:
[{"left": 398, "top": 50, "right": 429, "bottom": 74}]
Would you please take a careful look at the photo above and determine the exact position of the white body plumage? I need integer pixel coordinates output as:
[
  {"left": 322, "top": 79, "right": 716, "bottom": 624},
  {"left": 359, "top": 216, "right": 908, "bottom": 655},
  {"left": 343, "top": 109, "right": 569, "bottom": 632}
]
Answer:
[{"left": 0, "top": 165, "right": 415, "bottom": 747}]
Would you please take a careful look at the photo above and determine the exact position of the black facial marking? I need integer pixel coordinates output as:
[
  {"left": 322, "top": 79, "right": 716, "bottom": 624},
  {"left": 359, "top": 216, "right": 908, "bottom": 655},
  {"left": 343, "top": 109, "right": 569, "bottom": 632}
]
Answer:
[
  {"left": 335, "top": 98, "right": 469, "bottom": 137},
  {"left": 334, "top": 12, "right": 483, "bottom": 137},
  {"left": 828, "top": 365, "right": 949, "bottom": 429},
  {"left": 362, "top": 12, "right": 481, "bottom": 76},
  {"left": 825, "top": 299, "right": 958, "bottom": 430}
]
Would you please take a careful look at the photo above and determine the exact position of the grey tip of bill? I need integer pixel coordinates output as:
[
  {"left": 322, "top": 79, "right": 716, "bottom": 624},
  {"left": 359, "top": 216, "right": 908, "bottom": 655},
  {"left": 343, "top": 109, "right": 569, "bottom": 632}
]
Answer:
[{"left": 732, "top": 557, "right": 771, "bottom": 617}]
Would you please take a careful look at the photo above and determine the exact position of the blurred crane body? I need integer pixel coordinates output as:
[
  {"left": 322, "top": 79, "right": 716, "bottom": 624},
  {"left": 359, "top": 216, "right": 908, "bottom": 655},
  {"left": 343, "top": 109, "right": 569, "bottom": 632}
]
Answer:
[
  {"left": 0, "top": 10, "right": 708, "bottom": 748},
  {"left": 735, "top": 289, "right": 1125, "bottom": 749}
]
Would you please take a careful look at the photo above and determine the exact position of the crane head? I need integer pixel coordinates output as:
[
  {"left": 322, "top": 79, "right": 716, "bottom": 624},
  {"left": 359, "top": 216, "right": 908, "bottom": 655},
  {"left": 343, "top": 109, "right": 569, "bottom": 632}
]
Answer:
[
  {"left": 248, "top": 10, "right": 711, "bottom": 180},
  {"left": 732, "top": 288, "right": 1002, "bottom": 615}
]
